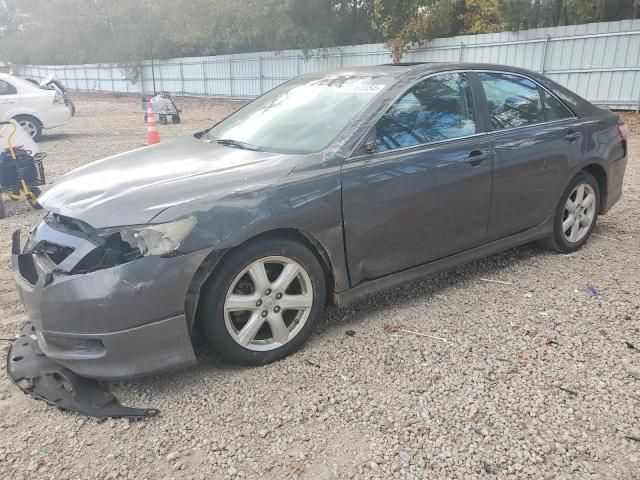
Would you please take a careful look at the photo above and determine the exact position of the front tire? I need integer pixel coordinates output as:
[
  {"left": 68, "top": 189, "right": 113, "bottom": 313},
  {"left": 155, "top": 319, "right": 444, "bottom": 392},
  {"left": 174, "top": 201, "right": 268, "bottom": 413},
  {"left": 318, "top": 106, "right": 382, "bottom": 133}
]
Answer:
[
  {"left": 541, "top": 171, "right": 600, "bottom": 253},
  {"left": 200, "top": 237, "right": 326, "bottom": 365}
]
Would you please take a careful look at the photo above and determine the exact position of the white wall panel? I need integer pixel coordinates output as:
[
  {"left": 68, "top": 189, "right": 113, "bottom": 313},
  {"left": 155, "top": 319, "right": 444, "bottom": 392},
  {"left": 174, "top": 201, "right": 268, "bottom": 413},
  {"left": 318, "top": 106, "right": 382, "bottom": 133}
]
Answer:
[{"left": 14, "top": 19, "right": 640, "bottom": 109}]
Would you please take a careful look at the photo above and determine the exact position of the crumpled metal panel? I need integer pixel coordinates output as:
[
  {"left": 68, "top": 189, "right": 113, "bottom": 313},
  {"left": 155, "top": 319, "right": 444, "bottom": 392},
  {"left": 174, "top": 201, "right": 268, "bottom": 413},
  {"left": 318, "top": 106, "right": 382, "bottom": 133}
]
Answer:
[{"left": 7, "top": 322, "right": 159, "bottom": 420}]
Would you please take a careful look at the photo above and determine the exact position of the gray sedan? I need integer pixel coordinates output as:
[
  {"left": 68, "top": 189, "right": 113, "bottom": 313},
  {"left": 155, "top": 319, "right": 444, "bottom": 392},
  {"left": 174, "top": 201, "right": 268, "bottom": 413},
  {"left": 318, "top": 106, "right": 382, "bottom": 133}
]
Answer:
[{"left": 10, "top": 63, "right": 628, "bottom": 381}]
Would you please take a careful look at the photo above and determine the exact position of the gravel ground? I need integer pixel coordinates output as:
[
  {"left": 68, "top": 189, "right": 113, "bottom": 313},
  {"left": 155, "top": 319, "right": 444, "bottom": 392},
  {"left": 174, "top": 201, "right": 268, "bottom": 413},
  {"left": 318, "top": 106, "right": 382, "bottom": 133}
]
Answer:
[{"left": 0, "top": 94, "right": 639, "bottom": 480}]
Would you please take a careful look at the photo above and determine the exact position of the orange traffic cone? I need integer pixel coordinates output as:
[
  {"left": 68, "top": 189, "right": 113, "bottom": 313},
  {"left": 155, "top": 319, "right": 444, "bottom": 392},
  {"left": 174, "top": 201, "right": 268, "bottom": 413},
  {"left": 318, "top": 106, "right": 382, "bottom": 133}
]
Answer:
[{"left": 145, "top": 102, "right": 161, "bottom": 145}]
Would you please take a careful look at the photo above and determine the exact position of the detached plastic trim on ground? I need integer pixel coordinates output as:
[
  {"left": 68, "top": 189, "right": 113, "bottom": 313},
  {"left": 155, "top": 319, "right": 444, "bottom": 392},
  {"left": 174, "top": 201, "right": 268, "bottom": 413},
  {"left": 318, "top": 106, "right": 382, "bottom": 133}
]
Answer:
[{"left": 6, "top": 322, "right": 159, "bottom": 419}]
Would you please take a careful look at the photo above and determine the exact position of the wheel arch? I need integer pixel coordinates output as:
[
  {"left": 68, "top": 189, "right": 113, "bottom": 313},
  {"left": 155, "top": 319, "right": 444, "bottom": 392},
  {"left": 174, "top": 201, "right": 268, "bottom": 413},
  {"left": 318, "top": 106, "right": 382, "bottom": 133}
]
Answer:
[
  {"left": 186, "top": 227, "right": 336, "bottom": 333},
  {"left": 12, "top": 112, "right": 44, "bottom": 126},
  {"left": 581, "top": 163, "right": 607, "bottom": 214}
]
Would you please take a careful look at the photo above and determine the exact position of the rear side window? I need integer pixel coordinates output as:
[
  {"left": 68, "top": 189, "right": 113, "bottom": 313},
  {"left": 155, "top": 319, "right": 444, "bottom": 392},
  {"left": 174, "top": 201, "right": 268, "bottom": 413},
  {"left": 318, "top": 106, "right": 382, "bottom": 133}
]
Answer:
[
  {"left": 479, "top": 72, "right": 545, "bottom": 130},
  {"left": 375, "top": 72, "right": 476, "bottom": 151},
  {"left": 542, "top": 90, "right": 573, "bottom": 121},
  {"left": 479, "top": 72, "right": 574, "bottom": 130},
  {"left": 0, "top": 80, "right": 17, "bottom": 96}
]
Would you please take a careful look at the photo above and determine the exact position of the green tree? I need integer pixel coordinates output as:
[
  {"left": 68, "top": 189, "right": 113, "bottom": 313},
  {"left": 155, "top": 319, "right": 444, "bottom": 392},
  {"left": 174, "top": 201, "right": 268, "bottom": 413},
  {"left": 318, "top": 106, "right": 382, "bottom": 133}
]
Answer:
[
  {"left": 498, "top": 0, "right": 536, "bottom": 30},
  {"left": 0, "top": 0, "right": 638, "bottom": 65},
  {"left": 371, "top": 0, "right": 456, "bottom": 62},
  {"left": 458, "top": 0, "right": 502, "bottom": 34}
]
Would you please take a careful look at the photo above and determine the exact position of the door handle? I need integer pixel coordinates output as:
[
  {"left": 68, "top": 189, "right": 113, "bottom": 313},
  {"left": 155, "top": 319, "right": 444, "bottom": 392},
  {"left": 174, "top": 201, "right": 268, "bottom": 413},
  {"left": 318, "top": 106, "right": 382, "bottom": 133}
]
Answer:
[
  {"left": 564, "top": 131, "right": 582, "bottom": 142},
  {"left": 463, "top": 151, "right": 489, "bottom": 166}
]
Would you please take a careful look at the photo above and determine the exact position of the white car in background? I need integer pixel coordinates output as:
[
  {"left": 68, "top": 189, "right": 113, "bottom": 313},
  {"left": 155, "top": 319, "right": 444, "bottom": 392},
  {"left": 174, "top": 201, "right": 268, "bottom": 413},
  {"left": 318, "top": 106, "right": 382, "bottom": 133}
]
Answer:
[{"left": 0, "top": 73, "right": 72, "bottom": 141}]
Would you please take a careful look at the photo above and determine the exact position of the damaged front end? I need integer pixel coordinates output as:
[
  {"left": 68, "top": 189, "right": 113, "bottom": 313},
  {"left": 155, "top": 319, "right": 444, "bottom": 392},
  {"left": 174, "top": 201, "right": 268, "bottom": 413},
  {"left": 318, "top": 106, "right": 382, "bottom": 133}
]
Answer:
[{"left": 7, "top": 215, "right": 211, "bottom": 418}]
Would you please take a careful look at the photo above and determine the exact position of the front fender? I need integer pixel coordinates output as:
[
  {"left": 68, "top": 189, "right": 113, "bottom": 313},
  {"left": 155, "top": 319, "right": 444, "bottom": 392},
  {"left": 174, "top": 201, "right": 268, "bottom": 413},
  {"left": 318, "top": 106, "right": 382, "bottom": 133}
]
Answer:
[{"left": 154, "top": 163, "right": 350, "bottom": 292}]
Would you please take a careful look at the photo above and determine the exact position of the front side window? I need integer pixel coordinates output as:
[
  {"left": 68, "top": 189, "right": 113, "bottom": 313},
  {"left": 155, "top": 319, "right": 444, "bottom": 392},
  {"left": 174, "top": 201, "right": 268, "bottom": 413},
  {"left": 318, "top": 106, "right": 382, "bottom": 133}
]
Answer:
[
  {"left": 0, "top": 80, "right": 17, "bottom": 96},
  {"left": 205, "top": 75, "right": 394, "bottom": 154},
  {"left": 375, "top": 72, "right": 476, "bottom": 152}
]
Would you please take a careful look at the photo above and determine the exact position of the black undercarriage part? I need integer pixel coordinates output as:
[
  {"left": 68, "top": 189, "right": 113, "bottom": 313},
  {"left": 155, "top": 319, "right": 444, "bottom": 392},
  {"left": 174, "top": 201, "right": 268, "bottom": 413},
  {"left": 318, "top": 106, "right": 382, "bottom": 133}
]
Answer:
[{"left": 6, "top": 322, "right": 159, "bottom": 420}]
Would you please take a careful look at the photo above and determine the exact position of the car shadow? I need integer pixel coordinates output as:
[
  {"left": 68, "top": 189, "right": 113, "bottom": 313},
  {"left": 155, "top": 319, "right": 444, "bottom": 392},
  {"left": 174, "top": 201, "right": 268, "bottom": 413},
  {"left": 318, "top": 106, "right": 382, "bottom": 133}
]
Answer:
[
  {"left": 39, "top": 133, "right": 93, "bottom": 143},
  {"left": 318, "top": 242, "right": 548, "bottom": 333},
  {"left": 117, "top": 242, "right": 550, "bottom": 396}
]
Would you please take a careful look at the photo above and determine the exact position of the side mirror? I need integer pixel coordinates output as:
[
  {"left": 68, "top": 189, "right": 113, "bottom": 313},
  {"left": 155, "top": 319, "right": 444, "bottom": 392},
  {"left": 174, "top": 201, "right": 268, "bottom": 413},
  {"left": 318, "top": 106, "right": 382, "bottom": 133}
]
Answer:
[
  {"left": 360, "top": 132, "right": 377, "bottom": 155},
  {"left": 364, "top": 140, "right": 376, "bottom": 154}
]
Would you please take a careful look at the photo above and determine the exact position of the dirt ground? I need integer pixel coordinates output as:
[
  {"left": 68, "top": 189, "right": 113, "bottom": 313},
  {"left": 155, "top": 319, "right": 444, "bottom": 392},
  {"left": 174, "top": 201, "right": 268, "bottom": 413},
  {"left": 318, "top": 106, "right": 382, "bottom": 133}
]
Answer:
[{"left": 0, "top": 95, "right": 639, "bottom": 479}]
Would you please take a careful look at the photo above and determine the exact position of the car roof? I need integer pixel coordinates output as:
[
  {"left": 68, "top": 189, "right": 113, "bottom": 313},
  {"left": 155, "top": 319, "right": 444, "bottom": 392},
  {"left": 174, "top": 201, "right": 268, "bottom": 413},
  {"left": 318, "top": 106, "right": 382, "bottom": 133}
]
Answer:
[
  {"left": 300, "top": 62, "right": 600, "bottom": 118},
  {"left": 0, "top": 72, "right": 20, "bottom": 81},
  {"left": 0, "top": 72, "right": 41, "bottom": 90},
  {"left": 302, "top": 62, "right": 542, "bottom": 79}
]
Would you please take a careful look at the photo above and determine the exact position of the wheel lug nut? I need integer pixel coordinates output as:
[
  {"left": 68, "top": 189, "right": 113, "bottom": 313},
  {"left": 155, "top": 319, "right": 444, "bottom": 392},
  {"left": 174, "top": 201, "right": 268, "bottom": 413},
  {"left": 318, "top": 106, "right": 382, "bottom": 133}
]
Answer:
[
  {"left": 274, "top": 306, "right": 281, "bottom": 313},
  {"left": 275, "top": 293, "right": 283, "bottom": 299},
  {"left": 265, "top": 289, "right": 272, "bottom": 296},
  {"left": 256, "top": 299, "right": 262, "bottom": 307},
  {"left": 261, "top": 310, "right": 268, "bottom": 317}
]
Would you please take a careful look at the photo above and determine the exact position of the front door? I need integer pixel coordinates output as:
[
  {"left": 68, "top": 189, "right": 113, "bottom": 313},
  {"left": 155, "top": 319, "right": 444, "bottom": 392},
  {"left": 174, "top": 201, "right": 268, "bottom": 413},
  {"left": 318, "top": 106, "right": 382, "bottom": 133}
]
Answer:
[{"left": 341, "top": 72, "right": 493, "bottom": 286}]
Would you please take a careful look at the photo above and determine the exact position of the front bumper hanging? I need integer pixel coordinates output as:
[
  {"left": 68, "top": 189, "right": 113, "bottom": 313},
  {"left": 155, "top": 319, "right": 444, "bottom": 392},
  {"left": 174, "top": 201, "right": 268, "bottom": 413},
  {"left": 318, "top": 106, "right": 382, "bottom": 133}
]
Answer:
[{"left": 6, "top": 322, "right": 159, "bottom": 420}]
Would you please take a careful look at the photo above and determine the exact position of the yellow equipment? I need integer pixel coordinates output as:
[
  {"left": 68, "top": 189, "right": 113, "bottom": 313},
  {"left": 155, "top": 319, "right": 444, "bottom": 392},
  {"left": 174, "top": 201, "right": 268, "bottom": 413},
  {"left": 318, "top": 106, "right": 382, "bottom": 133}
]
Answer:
[{"left": 0, "top": 120, "right": 45, "bottom": 219}]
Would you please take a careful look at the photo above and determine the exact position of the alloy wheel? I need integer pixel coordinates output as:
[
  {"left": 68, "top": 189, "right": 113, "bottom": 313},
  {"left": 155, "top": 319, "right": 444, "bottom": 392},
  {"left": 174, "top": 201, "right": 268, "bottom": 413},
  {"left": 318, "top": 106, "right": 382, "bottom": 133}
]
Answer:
[
  {"left": 19, "top": 120, "right": 38, "bottom": 139},
  {"left": 224, "top": 256, "right": 314, "bottom": 351},
  {"left": 562, "top": 183, "right": 596, "bottom": 243}
]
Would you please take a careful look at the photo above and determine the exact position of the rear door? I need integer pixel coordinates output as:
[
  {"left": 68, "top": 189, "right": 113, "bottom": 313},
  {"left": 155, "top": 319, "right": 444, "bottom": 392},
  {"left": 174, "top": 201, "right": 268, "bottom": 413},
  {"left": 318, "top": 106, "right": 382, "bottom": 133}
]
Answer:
[
  {"left": 475, "top": 71, "right": 583, "bottom": 240},
  {"left": 0, "top": 79, "right": 20, "bottom": 120},
  {"left": 341, "top": 72, "right": 493, "bottom": 285}
]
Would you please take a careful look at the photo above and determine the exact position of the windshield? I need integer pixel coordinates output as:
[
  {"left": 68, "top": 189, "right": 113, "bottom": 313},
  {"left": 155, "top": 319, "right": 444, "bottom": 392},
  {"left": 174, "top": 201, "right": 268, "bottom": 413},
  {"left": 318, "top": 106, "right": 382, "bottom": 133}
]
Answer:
[{"left": 205, "top": 75, "right": 394, "bottom": 154}]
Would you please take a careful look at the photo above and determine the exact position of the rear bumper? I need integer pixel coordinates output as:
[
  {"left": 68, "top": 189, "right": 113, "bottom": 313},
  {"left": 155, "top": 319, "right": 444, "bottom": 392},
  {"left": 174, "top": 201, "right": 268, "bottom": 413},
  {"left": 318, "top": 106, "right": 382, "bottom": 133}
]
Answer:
[
  {"left": 602, "top": 153, "right": 628, "bottom": 214},
  {"left": 39, "top": 104, "right": 71, "bottom": 129},
  {"left": 12, "top": 226, "right": 212, "bottom": 380}
]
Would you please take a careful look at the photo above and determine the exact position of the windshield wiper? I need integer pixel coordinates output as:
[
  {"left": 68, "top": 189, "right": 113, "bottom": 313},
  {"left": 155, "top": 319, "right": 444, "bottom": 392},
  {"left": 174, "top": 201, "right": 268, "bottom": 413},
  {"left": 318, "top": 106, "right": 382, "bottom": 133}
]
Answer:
[{"left": 215, "top": 138, "right": 261, "bottom": 151}]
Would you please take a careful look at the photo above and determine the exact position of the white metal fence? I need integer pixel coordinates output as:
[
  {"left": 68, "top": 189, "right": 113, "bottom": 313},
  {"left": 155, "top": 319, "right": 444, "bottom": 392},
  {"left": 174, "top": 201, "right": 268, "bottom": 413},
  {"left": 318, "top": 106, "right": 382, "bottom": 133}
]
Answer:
[{"left": 15, "top": 19, "right": 640, "bottom": 110}]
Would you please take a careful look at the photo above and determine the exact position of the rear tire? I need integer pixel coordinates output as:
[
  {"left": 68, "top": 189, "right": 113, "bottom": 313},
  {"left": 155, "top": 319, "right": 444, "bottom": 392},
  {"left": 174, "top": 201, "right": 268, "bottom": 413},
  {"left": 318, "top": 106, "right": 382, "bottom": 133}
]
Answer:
[
  {"left": 158, "top": 114, "right": 168, "bottom": 125},
  {"left": 200, "top": 237, "right": 326, "bottom": 366},
  {"left": 539, "top": 171, "right": 600, "bottom": 253},
  {"left": 0, "top": 198, "right": 5, "bottom": 219},
  {"left": 13, "top": 115, "right": 42, "bottom": 141}
]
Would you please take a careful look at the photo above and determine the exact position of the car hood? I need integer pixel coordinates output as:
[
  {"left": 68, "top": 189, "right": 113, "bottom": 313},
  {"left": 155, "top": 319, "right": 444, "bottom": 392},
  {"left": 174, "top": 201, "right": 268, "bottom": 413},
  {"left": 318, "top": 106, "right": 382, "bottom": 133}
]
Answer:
[{"left": 39, "top": 135, "right": 301, "bottom": 228}]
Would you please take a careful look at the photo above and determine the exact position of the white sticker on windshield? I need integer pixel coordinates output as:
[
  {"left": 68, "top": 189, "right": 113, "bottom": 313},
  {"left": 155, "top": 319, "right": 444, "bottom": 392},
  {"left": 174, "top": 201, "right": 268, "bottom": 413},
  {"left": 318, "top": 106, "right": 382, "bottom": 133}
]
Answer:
[{"left": 337, "top": 83, "right": 386, "bottom": 95}]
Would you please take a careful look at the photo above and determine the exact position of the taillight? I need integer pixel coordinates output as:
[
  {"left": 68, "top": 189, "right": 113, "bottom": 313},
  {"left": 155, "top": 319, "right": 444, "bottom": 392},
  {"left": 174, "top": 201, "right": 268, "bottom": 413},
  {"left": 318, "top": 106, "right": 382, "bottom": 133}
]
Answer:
[
  {"left": 617, "top": 118, "right": 629, "bottom": 141},
  {"left": 53, "top": 92, "right": 64, "bottom": 104}
]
